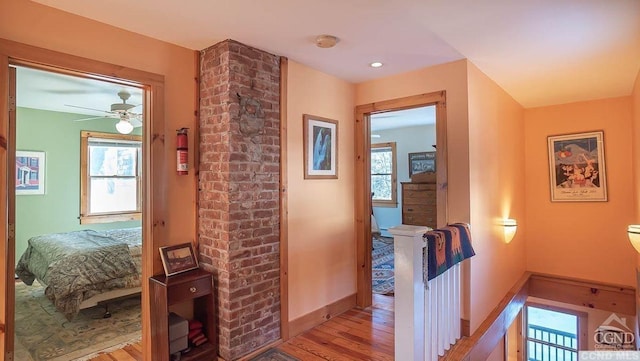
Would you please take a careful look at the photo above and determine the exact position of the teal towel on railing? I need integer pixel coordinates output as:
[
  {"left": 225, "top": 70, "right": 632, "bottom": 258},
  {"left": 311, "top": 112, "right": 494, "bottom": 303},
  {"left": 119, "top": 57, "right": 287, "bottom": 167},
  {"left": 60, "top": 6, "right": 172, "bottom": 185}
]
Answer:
[{"left": 423, "top": 223, "right": 475, "bottom": 282}]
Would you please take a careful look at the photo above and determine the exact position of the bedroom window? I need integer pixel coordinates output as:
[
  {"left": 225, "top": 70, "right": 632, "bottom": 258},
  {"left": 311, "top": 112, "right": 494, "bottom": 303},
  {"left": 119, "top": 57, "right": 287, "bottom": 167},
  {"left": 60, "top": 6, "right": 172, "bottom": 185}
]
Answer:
[
  {"left": 371, "top": 142, "right": 397, "bottom": 207},
  {"left": 80, "top": 131, "right": 142, "bottom": 224}
]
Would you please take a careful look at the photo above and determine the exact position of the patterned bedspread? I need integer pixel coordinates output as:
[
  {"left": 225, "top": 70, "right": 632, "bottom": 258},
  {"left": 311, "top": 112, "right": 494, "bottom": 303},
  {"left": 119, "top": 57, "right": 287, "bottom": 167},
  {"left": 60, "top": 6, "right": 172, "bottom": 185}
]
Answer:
[{"left": 15, "top": 227, "right": 142, "bottom": 320}]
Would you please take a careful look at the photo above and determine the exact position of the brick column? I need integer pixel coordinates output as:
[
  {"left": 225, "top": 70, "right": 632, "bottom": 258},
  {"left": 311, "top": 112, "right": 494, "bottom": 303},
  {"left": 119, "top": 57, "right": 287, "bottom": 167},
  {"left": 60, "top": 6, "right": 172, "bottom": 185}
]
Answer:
[{"left": 198, "top": 39, "right": 281, "bottom": 360}]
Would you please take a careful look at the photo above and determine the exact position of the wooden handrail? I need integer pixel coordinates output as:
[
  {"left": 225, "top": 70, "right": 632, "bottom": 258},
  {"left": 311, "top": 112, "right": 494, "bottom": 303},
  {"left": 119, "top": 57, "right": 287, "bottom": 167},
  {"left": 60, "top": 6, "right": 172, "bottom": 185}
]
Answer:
[{"left": 442, "top": 272, "right": 635, "bottom": 361}]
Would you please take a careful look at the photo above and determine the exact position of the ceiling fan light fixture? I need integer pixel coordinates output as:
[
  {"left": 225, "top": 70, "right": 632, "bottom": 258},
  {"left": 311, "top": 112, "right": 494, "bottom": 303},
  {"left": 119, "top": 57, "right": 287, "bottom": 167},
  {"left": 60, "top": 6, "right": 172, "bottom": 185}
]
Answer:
[{"left": 116, "top": 119, "right": 134, "bottom": 134}]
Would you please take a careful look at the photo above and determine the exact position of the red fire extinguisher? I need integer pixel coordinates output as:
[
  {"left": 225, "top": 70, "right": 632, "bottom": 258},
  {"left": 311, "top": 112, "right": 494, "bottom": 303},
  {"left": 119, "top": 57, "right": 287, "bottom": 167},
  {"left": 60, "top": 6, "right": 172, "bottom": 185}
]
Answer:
[{"left": 176, "top": 128, "right": 189, "bottom": 175}]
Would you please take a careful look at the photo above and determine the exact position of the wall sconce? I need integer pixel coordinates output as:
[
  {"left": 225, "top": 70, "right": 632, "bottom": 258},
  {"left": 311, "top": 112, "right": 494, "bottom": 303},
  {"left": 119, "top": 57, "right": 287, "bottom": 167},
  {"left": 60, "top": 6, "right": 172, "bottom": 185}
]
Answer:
[
  {"left": 502, "top": 219, "right": 517, "bottom": 244},
  {"left": 627, "top": 225, "right": 640, "bottom": 253}
]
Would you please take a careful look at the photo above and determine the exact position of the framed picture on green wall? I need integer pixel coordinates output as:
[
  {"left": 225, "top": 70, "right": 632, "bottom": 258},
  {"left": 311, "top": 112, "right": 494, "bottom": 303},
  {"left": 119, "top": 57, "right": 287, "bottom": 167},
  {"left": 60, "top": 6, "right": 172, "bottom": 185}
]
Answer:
[{"left": 16, "top": 150, "right": 45, "bottom": 195}]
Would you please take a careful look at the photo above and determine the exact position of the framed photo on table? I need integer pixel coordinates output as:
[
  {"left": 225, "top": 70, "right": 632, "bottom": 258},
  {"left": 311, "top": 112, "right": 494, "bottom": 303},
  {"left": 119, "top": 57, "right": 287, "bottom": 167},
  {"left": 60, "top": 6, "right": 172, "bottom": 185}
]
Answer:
[
  {"left": 303, "top": 114, "right": 338, "bottom": 179},
  {"left": 159, "top": 243, "right": 199, "bottom": 276},
  {"left": 547, "top": 130, "right": 607, "bottom": 202}
]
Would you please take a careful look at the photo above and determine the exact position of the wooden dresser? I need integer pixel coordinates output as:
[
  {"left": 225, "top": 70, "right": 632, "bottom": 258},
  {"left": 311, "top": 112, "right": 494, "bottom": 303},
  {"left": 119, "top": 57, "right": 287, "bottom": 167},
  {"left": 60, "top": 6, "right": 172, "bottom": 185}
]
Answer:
[{"left": 401, "top": 181, "right": 437, "bottom": 229}]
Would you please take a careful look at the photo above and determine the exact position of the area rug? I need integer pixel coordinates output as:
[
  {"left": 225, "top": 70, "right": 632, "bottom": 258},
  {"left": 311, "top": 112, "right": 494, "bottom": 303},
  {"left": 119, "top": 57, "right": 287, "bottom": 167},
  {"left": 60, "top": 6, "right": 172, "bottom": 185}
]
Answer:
[
  {"left": 372, "top": 237, "right": 394, "bottom": 295},
  {"left": 248, "top": 348, "right": 300, "bottom": 361},
  {"left": 14, "top": 281, "right": 141, "bottom": 361}
]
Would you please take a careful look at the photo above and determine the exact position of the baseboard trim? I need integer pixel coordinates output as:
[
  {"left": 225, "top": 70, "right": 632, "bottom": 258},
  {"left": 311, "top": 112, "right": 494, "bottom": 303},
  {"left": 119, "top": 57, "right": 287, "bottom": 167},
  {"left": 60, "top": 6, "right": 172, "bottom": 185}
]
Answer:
[
  {"left": 461, "top": 318, "right": 470, "bottom": 337},
  {"left": 288, "top": 293, "right": 357, "bottom": 338}
]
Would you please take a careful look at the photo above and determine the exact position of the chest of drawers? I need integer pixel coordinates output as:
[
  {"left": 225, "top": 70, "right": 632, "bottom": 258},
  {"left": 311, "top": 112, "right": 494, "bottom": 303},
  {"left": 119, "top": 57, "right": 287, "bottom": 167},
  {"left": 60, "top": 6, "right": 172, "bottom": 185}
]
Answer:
[{"left": 401, "top": 182, "right": 437, "bottom": 229}]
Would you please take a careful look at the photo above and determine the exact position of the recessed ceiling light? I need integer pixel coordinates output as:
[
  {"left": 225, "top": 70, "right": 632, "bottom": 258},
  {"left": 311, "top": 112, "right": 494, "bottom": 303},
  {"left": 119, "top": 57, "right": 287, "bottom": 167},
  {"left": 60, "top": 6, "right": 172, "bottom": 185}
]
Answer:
[{"left": 370, "top": 62, "right": 383, "bottom": 68}]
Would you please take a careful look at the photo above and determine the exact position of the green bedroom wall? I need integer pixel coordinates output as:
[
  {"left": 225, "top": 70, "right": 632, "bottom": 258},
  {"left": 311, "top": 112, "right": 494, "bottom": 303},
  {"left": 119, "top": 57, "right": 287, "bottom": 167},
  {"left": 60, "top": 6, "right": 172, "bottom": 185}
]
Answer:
[{"left": 15, "top": 107, "right": 142, "bottom": 263}]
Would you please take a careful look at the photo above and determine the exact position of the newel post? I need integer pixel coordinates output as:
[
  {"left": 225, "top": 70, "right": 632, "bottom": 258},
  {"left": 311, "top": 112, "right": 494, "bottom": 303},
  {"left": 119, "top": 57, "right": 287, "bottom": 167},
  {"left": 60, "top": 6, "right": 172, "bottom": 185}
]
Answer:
[{"left": 389, "top": 224, "right": 429, "bottom": 361}]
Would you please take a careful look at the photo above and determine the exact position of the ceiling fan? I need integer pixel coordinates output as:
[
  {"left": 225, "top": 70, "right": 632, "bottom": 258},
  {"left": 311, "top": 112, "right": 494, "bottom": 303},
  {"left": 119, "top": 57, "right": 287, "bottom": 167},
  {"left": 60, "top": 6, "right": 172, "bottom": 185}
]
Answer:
[{"left": 66, "top": 90, "right": 142, "bottom": 134}]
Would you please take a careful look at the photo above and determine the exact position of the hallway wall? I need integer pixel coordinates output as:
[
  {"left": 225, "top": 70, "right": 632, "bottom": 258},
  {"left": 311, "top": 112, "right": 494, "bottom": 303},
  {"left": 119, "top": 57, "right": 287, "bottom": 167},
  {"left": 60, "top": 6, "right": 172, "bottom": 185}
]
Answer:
[{"left": 525, "top": 96, "right": 635, "bottom": 287}]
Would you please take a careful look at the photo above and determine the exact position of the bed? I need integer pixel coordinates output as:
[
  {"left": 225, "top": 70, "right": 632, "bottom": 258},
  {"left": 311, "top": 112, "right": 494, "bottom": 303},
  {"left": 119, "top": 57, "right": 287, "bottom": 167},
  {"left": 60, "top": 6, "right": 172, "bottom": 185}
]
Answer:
[{"left": 15, "top": 227, "right": 142, "bottom": 320}]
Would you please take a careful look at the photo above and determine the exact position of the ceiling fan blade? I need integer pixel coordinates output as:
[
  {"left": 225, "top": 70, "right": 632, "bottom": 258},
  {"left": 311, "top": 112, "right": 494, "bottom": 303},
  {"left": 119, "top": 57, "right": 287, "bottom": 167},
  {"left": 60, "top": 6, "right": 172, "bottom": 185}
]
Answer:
[
  {"left": 46, "top": 89, "right": 116, "bottom": 95},
  {"left": 65, "top": 104, "right": 114, "bottom": 114},
  {"left": 73, "top": 116, "right": 114, "bottom": 122}
]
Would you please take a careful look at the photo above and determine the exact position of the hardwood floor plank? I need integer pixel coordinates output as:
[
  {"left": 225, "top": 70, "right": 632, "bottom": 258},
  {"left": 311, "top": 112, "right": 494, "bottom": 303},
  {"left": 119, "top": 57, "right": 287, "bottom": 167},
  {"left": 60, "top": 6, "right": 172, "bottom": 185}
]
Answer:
[
  {"left": 335, "top": 313, "right": 394, "bottom": 334},
  {"left": 277, "top": 342, "right": 328, "bottom": 361},
  {"left": 93, "top": 296, "right": 396, "bottom": 361},
  {"left": 300, "top": 330, "right": 375, "bottom": 361},
  {"left": 288, "top": 335, "right": 356, "bottom": 361},
  {"left": 372, "top": 294, "right": 394, "bottom": 312},
  {"left": 122, "top": 343, "right": 144, "bottom": 360},
  {"left": 331, "top": 337, "right": 393, "bottom": 361},
  {"left": 315, "top": 324, "right": 394, "bottom": 356},
  {"left": 108, "top": 348, "right": 138, "bottom": 361}
]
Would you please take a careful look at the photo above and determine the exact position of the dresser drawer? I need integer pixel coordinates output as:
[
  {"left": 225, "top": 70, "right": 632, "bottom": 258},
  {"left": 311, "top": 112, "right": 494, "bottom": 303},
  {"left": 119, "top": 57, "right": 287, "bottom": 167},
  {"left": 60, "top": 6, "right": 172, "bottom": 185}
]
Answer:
[
  {"left": 167, "top": 277, "right": 212, "bottom": 305},
  {"left": 403, "top": 204, "right": 435, "bottom": 214},
  {"left": 402, "top": 183, "right": 436, "bottom": 192},
  {"left": 403, "top": 192, "right": 436, "bottom": 205},
  {"left": 403, "top": 212, "right": 436, "bottom": 226}
]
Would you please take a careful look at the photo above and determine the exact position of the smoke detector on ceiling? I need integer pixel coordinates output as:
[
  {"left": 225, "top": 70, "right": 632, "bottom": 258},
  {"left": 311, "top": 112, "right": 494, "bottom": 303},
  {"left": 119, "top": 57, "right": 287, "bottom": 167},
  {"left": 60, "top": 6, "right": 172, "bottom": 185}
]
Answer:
[{"left": 315, "top": 34, "right": 339, "bottom": 48}]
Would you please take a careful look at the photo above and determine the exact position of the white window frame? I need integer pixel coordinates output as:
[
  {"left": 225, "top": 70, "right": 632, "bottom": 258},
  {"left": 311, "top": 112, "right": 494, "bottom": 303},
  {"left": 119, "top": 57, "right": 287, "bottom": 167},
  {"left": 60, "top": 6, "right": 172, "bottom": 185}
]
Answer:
[
  {"left": 371, "top": 142, "right": 397, "bottom": 208},
  {"left": 80, "top": 130, "right": 142, "bottom": 224}
]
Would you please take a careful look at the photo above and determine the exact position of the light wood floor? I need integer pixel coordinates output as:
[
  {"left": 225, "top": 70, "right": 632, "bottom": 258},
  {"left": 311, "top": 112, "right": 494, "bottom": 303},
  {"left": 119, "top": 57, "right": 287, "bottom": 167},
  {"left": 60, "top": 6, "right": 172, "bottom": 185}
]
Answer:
[{"left": 90, "top": 294, "right": 394, "bottom": 361}]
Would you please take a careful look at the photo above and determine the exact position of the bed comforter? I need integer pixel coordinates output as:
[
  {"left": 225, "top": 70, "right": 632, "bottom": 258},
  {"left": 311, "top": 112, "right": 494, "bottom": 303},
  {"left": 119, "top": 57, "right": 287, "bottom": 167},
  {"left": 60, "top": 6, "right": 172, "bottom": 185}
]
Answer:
[{"left": 15, "top": 227, "right": 142, "bottom": 320}]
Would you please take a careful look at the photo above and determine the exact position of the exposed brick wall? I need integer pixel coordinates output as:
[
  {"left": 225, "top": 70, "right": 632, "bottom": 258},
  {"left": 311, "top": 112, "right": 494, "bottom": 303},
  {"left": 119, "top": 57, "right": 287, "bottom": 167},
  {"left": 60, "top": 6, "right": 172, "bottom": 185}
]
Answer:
[{"left": 198, "top": 39, "right": 281, "bottom": 360}]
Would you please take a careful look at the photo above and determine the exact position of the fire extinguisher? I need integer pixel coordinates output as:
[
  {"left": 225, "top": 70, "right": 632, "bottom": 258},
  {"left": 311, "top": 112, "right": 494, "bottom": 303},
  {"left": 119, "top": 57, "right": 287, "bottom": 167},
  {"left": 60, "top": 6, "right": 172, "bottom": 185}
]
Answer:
[{"left": 176, "top": 128, "right": 189, "bottom": 175}]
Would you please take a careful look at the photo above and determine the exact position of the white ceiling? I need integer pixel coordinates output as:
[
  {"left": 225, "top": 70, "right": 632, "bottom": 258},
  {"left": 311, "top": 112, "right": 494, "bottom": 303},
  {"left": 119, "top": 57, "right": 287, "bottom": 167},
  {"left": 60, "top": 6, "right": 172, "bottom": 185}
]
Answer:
[
  {"left": 371, "top": 107, "right": 435, "bottom": 132},
  {"left": 27, "top": 0, "right": 640, "bottom": 108},
  {"left": 16, "top": 66, "right": 143, "bottom": 119}
]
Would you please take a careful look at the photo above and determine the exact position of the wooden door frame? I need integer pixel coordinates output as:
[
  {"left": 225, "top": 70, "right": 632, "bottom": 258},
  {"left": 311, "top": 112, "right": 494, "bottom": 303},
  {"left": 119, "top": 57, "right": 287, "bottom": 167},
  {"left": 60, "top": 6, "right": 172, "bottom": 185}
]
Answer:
[
  {"left": 0, "top": 38, "right": 165, "bottom": 360},
  {"left": 354, "top": 91, "right": 448, "bottom": 308}
]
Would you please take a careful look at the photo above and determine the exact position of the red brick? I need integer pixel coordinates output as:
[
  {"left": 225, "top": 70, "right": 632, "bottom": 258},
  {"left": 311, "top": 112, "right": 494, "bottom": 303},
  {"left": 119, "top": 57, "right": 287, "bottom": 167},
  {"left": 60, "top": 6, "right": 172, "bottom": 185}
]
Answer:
[{"left": 199, "top": 39, "right": 281, "bottom": 361}]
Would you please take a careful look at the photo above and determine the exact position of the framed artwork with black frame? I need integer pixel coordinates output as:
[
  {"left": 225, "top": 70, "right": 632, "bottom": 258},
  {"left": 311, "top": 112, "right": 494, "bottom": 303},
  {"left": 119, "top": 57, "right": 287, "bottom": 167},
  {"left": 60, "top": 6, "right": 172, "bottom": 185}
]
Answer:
[{"left": 408, "top": 151, "right": 436, "bottom": 177}]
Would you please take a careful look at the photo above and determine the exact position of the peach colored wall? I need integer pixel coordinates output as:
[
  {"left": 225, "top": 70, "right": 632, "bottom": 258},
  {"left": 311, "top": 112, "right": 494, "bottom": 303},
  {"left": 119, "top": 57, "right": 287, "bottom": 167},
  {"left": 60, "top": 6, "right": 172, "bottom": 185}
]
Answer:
[
  {"left": 286, "top": 61, "right": 356, "bottom": 320},
  {"left": 525, "top": 97, "right": 636, "bottom": 287},
  {"left": 357, "top": 60, "right": 527, "bottom": 333},
  {"left": 0, "top": 0, "right": 198, "bottom": 248},
  {"left": 467, "top": 62, "right": 526, "bottom": 332},
  {"left": 1, "top": 2, "right": 197, "bottom": 358},
  {"left": 633, "top": 70, "right": 640, "bottom": 233},
  {"left": 631, "top": 70, "right": 640, "bottom": 325},
  {"left": 356, "top": 60, "right": 471, "bottom": 235},
  {"left": 356, "top": 59, "right": 472, "bottom": 320}
]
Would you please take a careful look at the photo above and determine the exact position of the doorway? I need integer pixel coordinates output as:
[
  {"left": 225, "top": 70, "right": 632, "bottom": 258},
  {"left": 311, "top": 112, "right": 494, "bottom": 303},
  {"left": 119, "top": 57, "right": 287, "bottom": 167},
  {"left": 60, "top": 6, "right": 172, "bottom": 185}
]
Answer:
[
  {"left": 0, "top": 39, "right": 165, "bottom": 359},
  {"left": 12, "top": 65, "right": 145, "bottom": 360},
  {"left": 370, "top": 106, "right": 436, "bottom": 302},
  {"left": 354, "top": 91, "right": 448, "bottom": 308}
]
